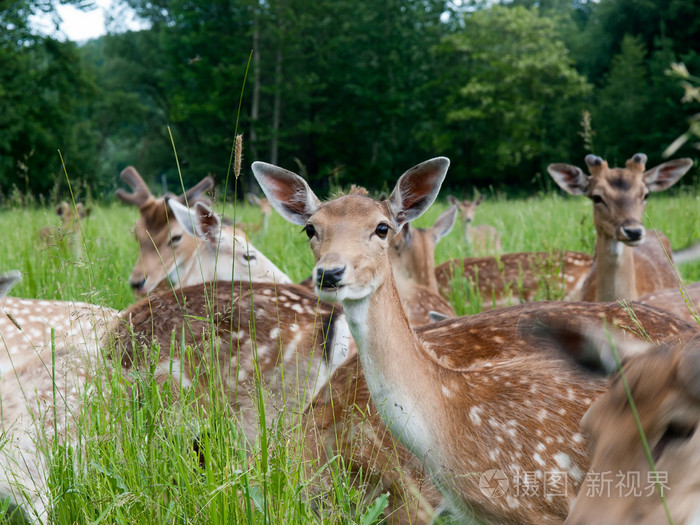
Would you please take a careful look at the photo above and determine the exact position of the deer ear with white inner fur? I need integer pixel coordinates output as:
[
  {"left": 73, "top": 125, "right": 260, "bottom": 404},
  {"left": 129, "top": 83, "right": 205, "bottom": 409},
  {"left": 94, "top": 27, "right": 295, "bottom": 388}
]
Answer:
[
  {"left": 252, "top": 162, "right": 322, "bottom": 226},
  {"left": 643, "top": 158, "right": 693, "bottom": 192},
  {"left": 387, "top": 157, "right": 450, "bottom": 230},
  {"left": 547, "top": 163, "right": 590, "bottom": 196}
]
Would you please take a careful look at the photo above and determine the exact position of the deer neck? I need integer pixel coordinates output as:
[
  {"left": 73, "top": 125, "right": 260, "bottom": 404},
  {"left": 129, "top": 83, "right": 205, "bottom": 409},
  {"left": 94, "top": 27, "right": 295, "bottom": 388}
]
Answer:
[
  {"left": 339, "top": 258, "right": 438, "bottom": 456},
  {"left": 594, "top": 232, "right": 637, "bottom": 302}
]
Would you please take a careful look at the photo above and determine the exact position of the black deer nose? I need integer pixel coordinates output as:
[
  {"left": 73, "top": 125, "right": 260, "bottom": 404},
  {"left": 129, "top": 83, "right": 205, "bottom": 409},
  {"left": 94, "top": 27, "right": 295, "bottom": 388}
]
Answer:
[
  {"left": 316, "top": 266, "right": 345, "bottom": 289},
  {"left": 622, "top": 226, "right": 643, "bottom": 243}
]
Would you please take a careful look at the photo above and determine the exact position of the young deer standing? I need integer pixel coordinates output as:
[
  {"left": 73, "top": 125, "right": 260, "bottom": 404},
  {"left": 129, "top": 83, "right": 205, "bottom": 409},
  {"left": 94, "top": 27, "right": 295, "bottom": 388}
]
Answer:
[
  {"left": 548, "top": 153, "right": 693, "bottom": 302},
  {"left": 253, "top": 157, "right": 698, "bottom": 524},
  {"left": 117, "top": 166, "right": 289, "bottom": 295},
  {"left": 447, "top": 194, "right": 502, "bottom": 255},
  {"left": 534, "top": 322, "right": 700, "bottom": 525},
  {"left": 39, "top": 201, "right": 91, "bottom": 257}
]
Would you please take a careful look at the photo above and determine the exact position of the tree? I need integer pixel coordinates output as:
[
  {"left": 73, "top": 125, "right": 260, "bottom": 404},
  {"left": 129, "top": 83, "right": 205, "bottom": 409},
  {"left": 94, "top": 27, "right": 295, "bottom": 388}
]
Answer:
[{"left": 434, "top": 6, "right": 591, "bottom": 189}]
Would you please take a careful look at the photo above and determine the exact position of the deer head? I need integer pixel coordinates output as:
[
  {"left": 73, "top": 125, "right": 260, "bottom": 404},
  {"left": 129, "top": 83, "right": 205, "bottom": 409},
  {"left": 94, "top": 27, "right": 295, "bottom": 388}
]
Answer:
[{"left": 116, "top": 166, "right": 214, "bottom": 294}]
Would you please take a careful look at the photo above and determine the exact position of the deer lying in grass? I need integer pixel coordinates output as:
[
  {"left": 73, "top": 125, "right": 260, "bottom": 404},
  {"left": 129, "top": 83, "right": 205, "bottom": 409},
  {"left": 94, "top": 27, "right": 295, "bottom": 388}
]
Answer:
[
  {"left": 435, "top": 250, "right": 593, "bottom": 310},
  {"left": 166, "top": 199, "right": 291, "bottom": 286},
  {"left": 0, "top": 273, "right": 116, "bottom": 522},
  {"left": 548, "top": 153, "right": 693, "bottom": 302},
  {"left": 252, "top": 157, "right": 698, "bottom": 524},
  {"left": 39, "top": 201, "right": 90, "bottom": 256},
  {"left": 107, "top": 280, "right": 351, "bottom": 444},
  {"left": 117, "top": 166, "right": 289, "bottom": 294},
  {"left": 534, "top": 321, "right": 700, "bottom": 525},
  {"left": 447, "top": 194, "right": 502, "bottom": 255}
]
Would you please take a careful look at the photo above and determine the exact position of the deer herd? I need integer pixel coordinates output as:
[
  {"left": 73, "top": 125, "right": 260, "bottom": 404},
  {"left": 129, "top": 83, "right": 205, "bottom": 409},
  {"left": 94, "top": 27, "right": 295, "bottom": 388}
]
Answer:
[{"left": 1, "top": 153, "right": 699, "bottom": 524}]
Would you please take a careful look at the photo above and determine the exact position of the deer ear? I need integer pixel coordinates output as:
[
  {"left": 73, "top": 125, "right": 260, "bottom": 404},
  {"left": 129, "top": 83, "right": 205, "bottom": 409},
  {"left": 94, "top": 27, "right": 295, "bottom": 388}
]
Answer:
[
  {"left": 430, "top": 204, "right": 458, "bottom": 244},
  {"left": 0, "top": 270, "right": 21, "bottom": 299},
  {"left": 547, "top": 164, "right": 589, "bottom": 196},
  {"left": 643, "top": 158, "right": 693, "bottom": 192},
  {"left": 252, "top": 162, "right": 321, "bottom": 226},
  {"left": 447, "top": 195, "right": 459, "bottom": 206},
  {"left": 387, "top": 157, "right": 449, "bottom": 229},
  {"left": 167, "top": 199, "right": 197, "bottom": 238},
  {"left": 523, "top": 319, "right": 652, "bottom": 377},
  {"left": 192, "top": 202, "right": 222, "bottom": 243}
]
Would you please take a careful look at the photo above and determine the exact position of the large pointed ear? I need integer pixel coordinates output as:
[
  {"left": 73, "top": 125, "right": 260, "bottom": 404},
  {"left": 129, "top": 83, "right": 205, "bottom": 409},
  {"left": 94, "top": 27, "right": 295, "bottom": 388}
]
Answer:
[
  {"left": 547, "top": 163, "right": 589, "bottom": 195},
  {"left": 429, "top": 204, "right": 458, "bottom": 244},
  {"left": 168, "top": 199, "right": 221, "bottom": 244},
  {"left": 643, "top": 158, "right": 693, "bottom": 192},
  {"left": 0, "top": 270, "right": 21, "bottom": 299},
  {"left": 522, "top": 318, "right": 652, "bottom": 377},
  {"left": 387, "top": 157, "right": 449, "bottom": 229},
  {"left": 251, "top": 162, "right": 322, "bottom": 226}
]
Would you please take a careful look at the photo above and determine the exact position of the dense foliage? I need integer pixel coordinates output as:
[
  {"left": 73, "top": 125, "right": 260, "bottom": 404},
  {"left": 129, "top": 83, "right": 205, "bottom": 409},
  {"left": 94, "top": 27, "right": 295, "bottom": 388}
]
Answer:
[{"left": 1, "top": 0, "right": 699, "bottom": 200}]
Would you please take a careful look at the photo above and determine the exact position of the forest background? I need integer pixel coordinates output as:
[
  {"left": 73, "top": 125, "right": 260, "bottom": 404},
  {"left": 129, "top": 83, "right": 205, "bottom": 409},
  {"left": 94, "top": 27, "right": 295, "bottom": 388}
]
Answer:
[{"left": 2, "top": 0, "right": 699, "bottom": 202}]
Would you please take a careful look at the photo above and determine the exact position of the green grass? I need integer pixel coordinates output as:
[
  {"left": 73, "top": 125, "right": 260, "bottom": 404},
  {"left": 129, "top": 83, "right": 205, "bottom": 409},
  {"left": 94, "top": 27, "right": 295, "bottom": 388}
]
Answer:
[{"left": 0, "top": 187, "right": 699, "bottom": 524}]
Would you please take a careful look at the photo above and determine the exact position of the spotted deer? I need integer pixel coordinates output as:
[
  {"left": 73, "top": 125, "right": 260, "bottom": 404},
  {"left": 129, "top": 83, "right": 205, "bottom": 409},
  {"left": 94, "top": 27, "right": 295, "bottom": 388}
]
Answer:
[
  {"left": 0, "top": 275, "right": 116, "bottom": 522},
  {"left": 533, "top": 321, "right": 700, "bottom": 525},
  {"left": 435, "top": 250, "right": 593, "bottom": 310},
  {"left": 166, "top": 199, "right": 291, "bottom": 286},
  {"left": 447, "top": 194, "right": 502, "bottom": 255},
  {"left": 39, "top": 201, "right": 90, "bottom": 256},
  {"left": 116, "top": 166, "right": 289, "bottom": 295},
  {"left": 548, "top": 153, "right": 693, "bottom": 302},
  {"left": 108, "top": 280, "right": 351, "bottom": 444},
  {"left": 637, "top": 282, "right": 700, "bottom": 326},
  {"left": 253, "top": 157, "right": 698, "bottom": 524}
]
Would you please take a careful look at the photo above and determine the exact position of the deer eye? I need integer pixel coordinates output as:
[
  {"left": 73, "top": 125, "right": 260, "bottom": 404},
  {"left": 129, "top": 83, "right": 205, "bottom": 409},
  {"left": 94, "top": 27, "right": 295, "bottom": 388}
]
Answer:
[
  {"left": 171, "top": 234, "right": 183, "bottom": 244},
  {"left": 643, "top": 192, "right": 650, "bottom": 201},
  {"left": 652, "top": 421, "right": 696, "bottom": 463},
  {"left": 592, "top": 195, "right": 604, "bottom": 205},
  {"left": 303, "top": 224, "right": 316, "bottom": 239},
  {"left": 242, "top": 253, "right": 256, "bottom": 262},
  {"left": 375, "top": 223, "right": 390, "bottom": 239}
]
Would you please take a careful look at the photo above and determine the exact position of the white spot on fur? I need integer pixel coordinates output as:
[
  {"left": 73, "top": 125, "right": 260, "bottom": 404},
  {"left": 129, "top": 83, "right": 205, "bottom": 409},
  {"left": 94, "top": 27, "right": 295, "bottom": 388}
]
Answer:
[
  {"left": 533, "top": 452, "right": 546, "bottom": 467},
  {"left": 469, "top": 406, "right": 483, "bottom": 426},
  {"left": 554, "top": 452, "right": 571, "bottom": 470},
  {"left": 442, "top": 385, "right": 454, "bottom": 398}
]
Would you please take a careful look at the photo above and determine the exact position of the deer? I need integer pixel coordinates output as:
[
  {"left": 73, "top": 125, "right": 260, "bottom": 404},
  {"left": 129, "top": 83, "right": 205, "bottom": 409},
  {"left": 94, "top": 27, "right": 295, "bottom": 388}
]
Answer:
[
  {"left": 532, "top": 320, "right": 700, "bottom": 525},
  {"left": 107, "top": 279, "right": 352, "bottom": 444},
  {"left": 252, "top": 156, "right": 699, "bottom": 524},
  {"left": 447, "top": 194, "right": 502, "bottom": 255},
  {"left": 547, "top": 153, "right": 693, "bottom": 302},
  {"left": 38, "top": 201, "right": 90, "bottom": 256},
  {"left": 166, "top": 199, "right": 292, "bottom": 287},
  {"left": 116, "top": 166, "right": 289, "bottom": 295},
  {"left": 0, "top": 273, "right": 116, "bottom": 523},
  {"left": 434, "top": 250, "right": 594, "bottom": 310}
]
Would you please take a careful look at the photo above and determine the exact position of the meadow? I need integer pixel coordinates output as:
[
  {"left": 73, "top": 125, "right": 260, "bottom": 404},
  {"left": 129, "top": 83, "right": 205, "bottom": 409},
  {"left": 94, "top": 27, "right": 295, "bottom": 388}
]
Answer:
[{"left": 1, "top": 178, "right": 699, "bottom": 524}]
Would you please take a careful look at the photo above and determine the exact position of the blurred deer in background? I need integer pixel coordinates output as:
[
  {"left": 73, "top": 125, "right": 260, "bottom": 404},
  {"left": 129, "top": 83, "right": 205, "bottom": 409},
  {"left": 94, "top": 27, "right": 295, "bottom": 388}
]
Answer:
[
  {"left": 39, "top": 201, "right": 90, "bottom": 257},
  {"left": 447, "top": 194, "right": 502, "bottom": 255},
  {"left": 246, "top": 192, "right": 272, "bottom": 232}
]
